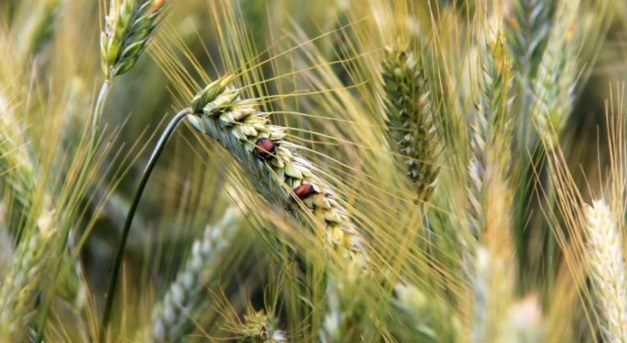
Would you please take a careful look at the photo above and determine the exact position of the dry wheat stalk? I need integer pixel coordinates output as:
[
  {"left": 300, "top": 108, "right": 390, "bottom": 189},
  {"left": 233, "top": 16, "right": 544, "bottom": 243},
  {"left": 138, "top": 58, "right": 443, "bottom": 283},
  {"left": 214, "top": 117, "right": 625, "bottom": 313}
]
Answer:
[
  {"left": 188, "top": 76, "right": 369, "bottom": 271},
  {"left": 584, "top": 199, "right": 627, "bottom": 342},
  {"left": 382, "top": 47, "right": 439, "bottom": 203},
  {"left": 152, "top": 208, "right": 241, "bottom": 342},
  {"left": 101, "top": 0, "right": 168, "bottom": 81}
]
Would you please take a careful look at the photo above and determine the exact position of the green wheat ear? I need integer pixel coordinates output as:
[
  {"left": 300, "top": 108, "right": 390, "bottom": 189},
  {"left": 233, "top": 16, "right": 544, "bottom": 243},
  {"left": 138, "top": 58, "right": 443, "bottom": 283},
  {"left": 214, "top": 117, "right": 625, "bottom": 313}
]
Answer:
[
  {"left": 100, "top": 0, "right": 167, "bottom": 81},
  {"left": 152, "top": 209, "right": 241, "bottom": 342},
  {"left": 382, "top": 47, "right": 439, "bottom": 204},
  {"left": 187, "top": 76, "right": 369, "bottom": 271}
]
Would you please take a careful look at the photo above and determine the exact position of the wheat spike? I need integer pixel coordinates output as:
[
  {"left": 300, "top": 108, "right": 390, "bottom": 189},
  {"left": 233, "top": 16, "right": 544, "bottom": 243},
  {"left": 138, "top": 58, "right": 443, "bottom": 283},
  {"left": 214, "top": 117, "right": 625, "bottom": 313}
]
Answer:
[
  {"left": 382, "top": 47, "right": 439, "bottom": 203},
  {"left": 188, "top": 77, "right": 369, "bottom": 271},
  {"left": 152, "top": 208, "right": 241, "bottom": 342},
  {"left": 0, "top": 211, "right": 56, "bottom": 339},
  {"left": 101, "top": 0, "right": 168, "bottom": 81},
  {"left": 532, "top": 0, "right": 580, "bottom": 147},
  {"left": 237, "top": 309, "right": 288, "bottom": 343},
  {"left": 585, "top": 199, "right": 627, "bottom": 343},
  {"left": 504, "top": 0, "right": 552, "bottom": 82},
  {"left": 467, "top": 33, "right": 514, "bottom": 241},
  {"left": 0, "top": 94, "right": 85, "bottom": 339}
]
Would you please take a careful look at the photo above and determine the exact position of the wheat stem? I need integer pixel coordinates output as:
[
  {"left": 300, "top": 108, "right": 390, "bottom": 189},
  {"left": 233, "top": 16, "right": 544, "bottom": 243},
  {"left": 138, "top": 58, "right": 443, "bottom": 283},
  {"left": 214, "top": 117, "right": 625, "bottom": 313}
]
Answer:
[{"left": 99, "top": 107, "right": 190, "bottom": 342}]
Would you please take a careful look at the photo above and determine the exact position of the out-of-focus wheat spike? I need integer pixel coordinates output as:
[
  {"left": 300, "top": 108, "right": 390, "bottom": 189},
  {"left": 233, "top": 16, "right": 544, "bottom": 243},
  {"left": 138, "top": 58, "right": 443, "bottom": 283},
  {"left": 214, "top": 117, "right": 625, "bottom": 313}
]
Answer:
[
  {"left": 382, "top": 47, "right": 440, "bottom": 204},
  {"left": 584, "top": 199, "right": 627, "bottom": 342},
  {"left": 532, "top": 0, "right": 580, "bottom": 148},
  {"left": 504, "top": 0, "right": 552, "bottom": 81},
  {"left": 468, "top": 32, "right": 514, "bottom": 241},
  {"left": 152, "top": 208, "right": 241, "bottom": 342},
  {"left": 237, "top": 308, "right": 288, "bottom": 343},
  {"left": 0, "top": 211, "right": 56, "bottom": 340},
  {"left": 466, "top": 23, "right": 517, "bottom": 343},
  {"left": 14, "top": 0, "right": 62, "bottom": 59}
]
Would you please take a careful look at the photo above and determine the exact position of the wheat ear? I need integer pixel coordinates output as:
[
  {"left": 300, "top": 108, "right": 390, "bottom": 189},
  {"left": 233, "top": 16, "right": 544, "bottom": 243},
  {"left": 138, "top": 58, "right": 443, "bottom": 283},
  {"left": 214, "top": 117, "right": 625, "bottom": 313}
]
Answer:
[
  {"left": 504, "top": 0, "right": 552, "bottom": 85},
  {"left": 466, "top": 28, "right": 516, "bottom": 342},
  {"left": 188, "top": 77, "right": 369, "bottom": 270},
  {"left": 382, "top": 47, "right": 439, "bottom": 203},
  {"left": 467, "top": 33, "right": 514, "bottom": 240},
  {"left": 236, "top": 309, "right": 288, "bottom": 343},
  {"left": 0, "top": 212, "right": 56, "bottom": 339},
  {"left": 0, "top": 95, "right": 85, "bottom": 339},
  {"left": 152, "top": 208, "right": 241, "bottom": 342},
  {"left": 532, "top": 0, "right": 580, "bottom": 147},
  {"left": 101, "top": 0, "right": 168, "bottom": 81},
  {"left": 584, "top": 199, "right": 627, "bottom": 342}
]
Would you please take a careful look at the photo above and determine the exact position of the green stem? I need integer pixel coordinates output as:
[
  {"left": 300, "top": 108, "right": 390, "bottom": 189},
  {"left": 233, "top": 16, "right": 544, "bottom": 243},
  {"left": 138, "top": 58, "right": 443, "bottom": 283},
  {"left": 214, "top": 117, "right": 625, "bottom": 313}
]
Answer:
[
  {"left": 80, "top": 81, "right": 111, "bottom": 189},
  {"left": 99, "top": 108, "right": 191, "bottom": 342}
]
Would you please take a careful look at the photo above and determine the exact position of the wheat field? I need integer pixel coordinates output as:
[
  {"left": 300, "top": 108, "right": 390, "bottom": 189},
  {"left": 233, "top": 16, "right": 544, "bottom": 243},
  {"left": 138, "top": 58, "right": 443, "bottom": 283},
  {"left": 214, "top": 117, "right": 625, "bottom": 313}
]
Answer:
[{"left": 0, "top": 0, "right": 626, "bottom": 342}]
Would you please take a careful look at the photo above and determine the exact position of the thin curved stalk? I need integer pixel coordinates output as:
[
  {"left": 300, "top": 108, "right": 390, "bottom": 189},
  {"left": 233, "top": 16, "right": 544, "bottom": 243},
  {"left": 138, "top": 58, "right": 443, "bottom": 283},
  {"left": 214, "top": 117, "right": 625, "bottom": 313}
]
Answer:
[{"left": 99, "top": 108, "right": 191, "bottom": 342}]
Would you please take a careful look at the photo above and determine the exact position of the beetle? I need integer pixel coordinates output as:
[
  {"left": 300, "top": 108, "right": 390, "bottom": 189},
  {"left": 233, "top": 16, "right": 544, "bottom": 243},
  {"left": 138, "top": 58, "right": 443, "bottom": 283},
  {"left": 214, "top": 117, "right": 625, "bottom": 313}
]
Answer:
[
  {"left": 253, "top": 137, "right": 276, "bottom": 161},
  {"left": 286, "top": 182, "right": 319, "bottom": 211}
]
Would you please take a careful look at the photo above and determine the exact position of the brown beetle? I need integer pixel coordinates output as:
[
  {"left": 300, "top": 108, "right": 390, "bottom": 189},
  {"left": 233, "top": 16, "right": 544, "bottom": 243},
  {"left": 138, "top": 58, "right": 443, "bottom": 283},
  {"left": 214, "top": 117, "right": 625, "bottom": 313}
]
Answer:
[
  {"left": 253, "top": 137, "right": 276, "bottom": 161},
  {"left": 288, "top": 182, "right": 318, "bottom": 204}
]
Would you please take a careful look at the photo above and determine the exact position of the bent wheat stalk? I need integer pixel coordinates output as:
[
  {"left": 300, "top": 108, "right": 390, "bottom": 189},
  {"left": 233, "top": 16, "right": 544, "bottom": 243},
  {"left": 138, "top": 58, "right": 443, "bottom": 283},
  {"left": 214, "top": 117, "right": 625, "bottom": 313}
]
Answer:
[
  {"left": 100, "top": 108, "right": 190, "bottom": 341},
  {"left": 101, "top": 76, "right": 235, "bottom": 340}
]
